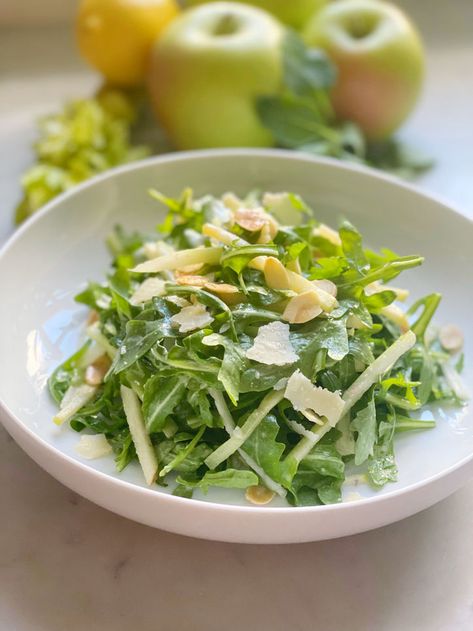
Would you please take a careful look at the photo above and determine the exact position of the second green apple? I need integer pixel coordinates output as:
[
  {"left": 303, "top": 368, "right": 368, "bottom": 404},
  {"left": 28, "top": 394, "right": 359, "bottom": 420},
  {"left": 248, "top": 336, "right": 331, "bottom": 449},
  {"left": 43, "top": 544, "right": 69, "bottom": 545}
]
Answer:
[
  {"left": 149, "top": 2, "right": 285, "bottom": 149},
  {"left": 183, "top": 0, "right": 328, "bottom": 29},
  {"left": 304, "top": 0, "right": 425, "bottom": 140}
]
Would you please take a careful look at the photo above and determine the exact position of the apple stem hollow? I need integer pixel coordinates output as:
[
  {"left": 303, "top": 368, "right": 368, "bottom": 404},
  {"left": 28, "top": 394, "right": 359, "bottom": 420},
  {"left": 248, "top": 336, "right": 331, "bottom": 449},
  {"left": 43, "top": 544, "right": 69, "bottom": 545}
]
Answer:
[{"left": 212, "top": 13, "right": 240, "bottom": 37}]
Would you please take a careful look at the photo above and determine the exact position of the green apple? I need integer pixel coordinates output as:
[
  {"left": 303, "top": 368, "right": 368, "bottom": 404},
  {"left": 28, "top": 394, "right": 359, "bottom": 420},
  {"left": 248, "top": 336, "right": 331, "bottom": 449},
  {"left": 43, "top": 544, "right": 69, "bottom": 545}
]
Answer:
[
  {"left": 303, "top": 0, "right": 425, "bottom": 140},
  {"left": 149, "top": 2, "right": 285, "bottom": 149},
  {"left": 184, "top": 0, "right": 329, "bottom": 29}
]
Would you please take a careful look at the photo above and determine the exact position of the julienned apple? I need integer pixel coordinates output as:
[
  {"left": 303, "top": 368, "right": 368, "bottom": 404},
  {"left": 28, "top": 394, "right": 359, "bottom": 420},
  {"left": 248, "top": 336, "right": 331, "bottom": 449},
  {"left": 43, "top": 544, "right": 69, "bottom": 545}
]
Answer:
[
  {"left": 184, "top": 0, "right": 329, "bottom": 29},
  {"left": 149, "top": 2, "right": 285, "bottom": 149},
  {"left": 304, "top": 0, "right": 425, "bottom": 140}
]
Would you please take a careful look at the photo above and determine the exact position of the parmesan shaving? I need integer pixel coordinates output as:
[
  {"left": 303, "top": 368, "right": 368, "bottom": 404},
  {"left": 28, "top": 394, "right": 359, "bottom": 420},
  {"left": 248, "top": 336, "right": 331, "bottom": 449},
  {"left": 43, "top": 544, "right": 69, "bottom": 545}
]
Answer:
[
  {"left": 130, "top": 277, "right": 166, "bottom": 305},
  {"left": 284, "top": 370, "right": 345, "bottom": 426},
  {"left": 246, "top": 321, "right": 298, "bottom": 366},
  {"left": 170, "top": 303, "right": 214, "bottom": 333},
  {"left": 75, "top": 434, "right": 112, "bottom": 459}
]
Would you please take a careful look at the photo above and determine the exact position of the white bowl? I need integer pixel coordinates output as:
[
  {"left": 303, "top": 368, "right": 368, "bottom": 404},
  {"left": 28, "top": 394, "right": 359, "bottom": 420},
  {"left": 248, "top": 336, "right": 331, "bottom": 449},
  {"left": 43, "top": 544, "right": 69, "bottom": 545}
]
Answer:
[{"left": 1, "top": 149, "right": 472, "bottom": 544}]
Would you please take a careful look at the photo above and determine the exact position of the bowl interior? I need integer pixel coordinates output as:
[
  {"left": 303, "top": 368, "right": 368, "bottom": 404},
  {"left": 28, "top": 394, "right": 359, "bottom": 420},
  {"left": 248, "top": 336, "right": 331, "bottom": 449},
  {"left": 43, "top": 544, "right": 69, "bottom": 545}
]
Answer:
[{"left": 1, "top": 150, "right": 472, "bottom": 507}]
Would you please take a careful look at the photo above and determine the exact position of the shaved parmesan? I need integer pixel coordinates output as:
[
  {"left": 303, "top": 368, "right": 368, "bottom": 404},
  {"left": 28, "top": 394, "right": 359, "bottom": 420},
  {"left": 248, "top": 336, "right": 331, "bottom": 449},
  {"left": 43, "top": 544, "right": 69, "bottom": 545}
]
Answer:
[
  {"left": 75, "top": 434, "right": 112, "bottom": 459},
  {"left": 246, "top": 321, "right": 298, "bottom": 366},
  {"left": 166, "top": 295, "right": 191, "bottom": 308},
  {"left": 170, "top": 303, "right": 213, "bottom": 333},
  {"left": 130, "top": 277, "right": 166, "bottom": 305},
  {"left": 285, "top": 370, "right": 344, "bottom": 426},
  {"left": 262, "top": 192, "right": 301, "bottom": 225}
]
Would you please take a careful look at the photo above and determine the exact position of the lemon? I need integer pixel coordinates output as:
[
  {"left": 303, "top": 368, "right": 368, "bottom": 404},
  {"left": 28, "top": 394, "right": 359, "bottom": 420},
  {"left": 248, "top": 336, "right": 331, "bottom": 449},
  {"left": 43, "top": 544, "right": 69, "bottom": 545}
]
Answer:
[{"left": 77, "top": 0, "right": 180, "bottom": 87}]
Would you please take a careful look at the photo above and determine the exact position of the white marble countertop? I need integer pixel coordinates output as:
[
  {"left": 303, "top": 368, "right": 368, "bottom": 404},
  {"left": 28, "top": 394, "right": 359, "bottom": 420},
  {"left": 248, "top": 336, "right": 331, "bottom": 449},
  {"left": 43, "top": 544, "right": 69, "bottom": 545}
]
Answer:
[{"left": 1, "top": 2, "right": 473, "bottom": 629}]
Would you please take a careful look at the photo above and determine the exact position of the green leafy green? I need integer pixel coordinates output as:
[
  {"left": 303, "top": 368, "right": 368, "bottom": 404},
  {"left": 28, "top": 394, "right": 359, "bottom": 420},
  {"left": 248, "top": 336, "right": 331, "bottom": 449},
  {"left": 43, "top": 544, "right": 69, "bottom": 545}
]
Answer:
[{"left": 48, "top": 188, "right": 465, "bottom": 508}]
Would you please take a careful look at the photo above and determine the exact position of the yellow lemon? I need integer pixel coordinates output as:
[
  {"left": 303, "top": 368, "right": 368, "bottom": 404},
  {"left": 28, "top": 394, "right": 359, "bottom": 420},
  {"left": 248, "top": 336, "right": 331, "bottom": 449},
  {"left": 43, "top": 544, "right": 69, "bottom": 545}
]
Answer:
[{"left": 77, "top": 0, "right": 180, "bottom": 87}]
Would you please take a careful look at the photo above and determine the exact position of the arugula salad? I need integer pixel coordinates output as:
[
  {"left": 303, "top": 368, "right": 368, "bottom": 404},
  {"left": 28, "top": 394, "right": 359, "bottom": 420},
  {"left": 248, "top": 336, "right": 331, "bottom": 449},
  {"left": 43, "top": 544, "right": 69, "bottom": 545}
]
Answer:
[{"left": 49, "top": 189, "right": 467, "bottom": 506}]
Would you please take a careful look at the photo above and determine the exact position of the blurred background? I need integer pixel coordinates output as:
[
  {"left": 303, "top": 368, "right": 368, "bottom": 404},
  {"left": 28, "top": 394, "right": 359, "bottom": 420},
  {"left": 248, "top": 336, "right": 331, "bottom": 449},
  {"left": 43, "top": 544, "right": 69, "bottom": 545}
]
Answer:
[{"left": 1, "top": 0, "right": 472, "bottom": 236}]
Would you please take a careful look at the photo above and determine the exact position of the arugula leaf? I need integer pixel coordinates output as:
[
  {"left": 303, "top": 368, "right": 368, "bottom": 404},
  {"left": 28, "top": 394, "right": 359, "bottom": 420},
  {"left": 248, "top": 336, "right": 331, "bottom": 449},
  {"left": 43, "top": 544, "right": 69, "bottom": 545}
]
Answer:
[
  {"left": 298, "top": 317, "right": 349, "bottom": 372},
  {"left": 241, "top": 415, "right": 286, "bottom": 484},
  {"left": 142, "top": 374, "right": 187, "bottom": 432},
  {"left": 177, "top": 469, "right": 258, "bottom": 493},
  {"left": 111, "top": 319, "right": 172, "bottom": 374}
]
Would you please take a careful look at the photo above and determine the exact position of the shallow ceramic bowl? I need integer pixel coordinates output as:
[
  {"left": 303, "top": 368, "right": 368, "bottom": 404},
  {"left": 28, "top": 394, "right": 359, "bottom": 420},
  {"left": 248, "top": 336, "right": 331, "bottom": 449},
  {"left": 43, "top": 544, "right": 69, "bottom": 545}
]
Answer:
[{"left": 1, "top": 149, "right": 472, "bottom": 543}]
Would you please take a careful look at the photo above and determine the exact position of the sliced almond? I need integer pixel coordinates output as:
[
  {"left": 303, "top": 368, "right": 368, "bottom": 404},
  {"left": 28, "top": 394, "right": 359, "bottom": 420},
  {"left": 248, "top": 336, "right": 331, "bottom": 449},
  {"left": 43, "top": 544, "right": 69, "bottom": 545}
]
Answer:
[
  {"left": 248, "top": 255, "right": 268, "bottom": 272},
  {"left": 282, "top": 290, "right": 323, "bottom": 324},
  {"left": 257, "top": 215, "right": 279, "bottom": 244},
  {"left": 286, "top": 258, "right": 302, "bottom": 274},
  {"left": 313, "top": 279, "right": 337, "bottom": 297},
  {"left": 313, "top": 223, "right": 342, "bottom": 247},
  {"left": 245, "top": 485, "right": 275, "bottom": 506},
  {"left": 263, "top": 257, "right": 290, "bottom": 290},
  {"left": 175, "top": 274, "right": 208, "bottom": 287},
  {"left": 204, "top": 282, "right": 243, "bottom": 305},
  {"left": 87, "top": 310, "right": 99, "bottom": 325},
  {"left": 439, "top": 324, "right": 464, "bottom": 353},
  {"left": 85, "top": 354, "right": 111, "bottom": 386},
  {"left": 234, "top": 207, "right": 267, "bottom": 232}
]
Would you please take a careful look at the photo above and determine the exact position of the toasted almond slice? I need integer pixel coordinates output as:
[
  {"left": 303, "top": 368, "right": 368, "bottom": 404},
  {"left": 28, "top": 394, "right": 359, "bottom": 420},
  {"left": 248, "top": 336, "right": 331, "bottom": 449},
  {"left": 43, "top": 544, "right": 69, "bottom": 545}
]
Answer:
[
  {"left": 313, "top": 223, "right": 342, "bottom": 247},
  {"left": 439, "top": 324, "right": 464, "bottom": 353},
  {"left": 204, "top": 282, "right": 243, "bottom": 305},
  {"left": 282, "top": 290, "right": 323, "bottom": 324},
  {"left": 313, "top": 279, "right": 337, "bottom": 297},
  {"left": 86, "top": 309, "right": 99, "bottom": 325},
  {"left": 175, "top": 274, "right": 208, "bottom": 287},
  {"left": 263, "top": 257, "right": 290, "bottom": 290},
  {"left": 248, "top": 255, "right": 268, "bottom": 272},
  {"left": 85, "top": 354, "right": 111, "bottom": 386},
  {"left": 245, "top": 485, "right": 275, "bottom": 505},
  {"left": 286, "top": 258, "right": 302, "bottom": 274},
  {"left": 287, "top": 270, "right": 337, "bottom": 312},
  {"left": 234, "top": 207, "right": 267, "bottom": 232},
  {"left": 257, "top": 215, "right": 279, "bottom": 244}
]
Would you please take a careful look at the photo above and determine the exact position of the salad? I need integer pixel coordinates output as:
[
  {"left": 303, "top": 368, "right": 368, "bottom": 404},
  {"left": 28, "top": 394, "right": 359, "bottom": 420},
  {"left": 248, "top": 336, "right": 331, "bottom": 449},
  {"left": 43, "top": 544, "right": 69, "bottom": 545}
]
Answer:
[{"left": 49, "top": 189, "right": 467, "bottom": 506}]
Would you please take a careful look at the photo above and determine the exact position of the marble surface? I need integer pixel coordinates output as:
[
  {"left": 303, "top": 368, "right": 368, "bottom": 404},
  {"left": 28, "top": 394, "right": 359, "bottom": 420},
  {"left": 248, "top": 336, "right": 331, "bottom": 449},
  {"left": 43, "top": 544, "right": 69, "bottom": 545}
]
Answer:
[{"left": 1, "top": 2, "right": 473, "bottom": 629}]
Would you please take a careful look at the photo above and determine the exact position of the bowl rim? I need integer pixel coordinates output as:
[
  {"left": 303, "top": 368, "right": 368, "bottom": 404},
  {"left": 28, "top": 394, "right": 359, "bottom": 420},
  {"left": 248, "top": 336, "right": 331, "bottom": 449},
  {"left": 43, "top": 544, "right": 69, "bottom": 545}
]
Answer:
[{"left": 1, "top": 147, "right": 472, "bottom": 517}]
